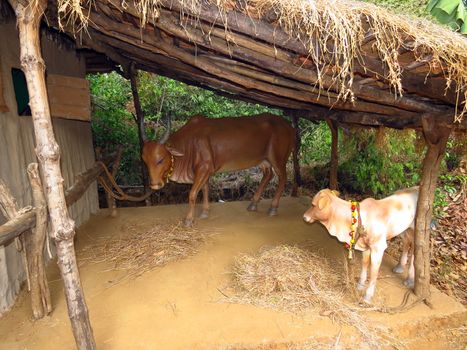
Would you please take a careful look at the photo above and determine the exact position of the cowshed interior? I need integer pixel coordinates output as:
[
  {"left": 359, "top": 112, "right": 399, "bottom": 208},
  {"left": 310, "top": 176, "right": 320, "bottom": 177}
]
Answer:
[{"left": 0, "top": 199, "right": 464, "bottom": 349}]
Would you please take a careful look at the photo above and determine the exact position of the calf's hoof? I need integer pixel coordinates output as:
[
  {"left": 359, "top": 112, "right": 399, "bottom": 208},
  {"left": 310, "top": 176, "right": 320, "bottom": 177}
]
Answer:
[
  {"left": 199, "top": 210, "right": 209, "bottom": 219},
  {"left": 268, "top": 207, "right": 278, "bottom": 216},
  {"left": 247, "top": 202, "right": 257, "bottom": 212},
  {"left": 184, "top": 218, "right": 194, "bottom": 228},
  {"left": 361, "top": 294, "right": 373, "bottom": 305},
  {"left": 392, "top": 264, "right": 405, "bottom": 274},
  {"left": 403, "top": 278, "right": 414, "bottom": 289}
]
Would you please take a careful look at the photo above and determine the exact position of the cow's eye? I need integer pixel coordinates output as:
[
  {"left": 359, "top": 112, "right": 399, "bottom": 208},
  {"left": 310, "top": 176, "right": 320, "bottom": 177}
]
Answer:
[{"left": 156, "top": 158, "right": 164, "bottom": 165}]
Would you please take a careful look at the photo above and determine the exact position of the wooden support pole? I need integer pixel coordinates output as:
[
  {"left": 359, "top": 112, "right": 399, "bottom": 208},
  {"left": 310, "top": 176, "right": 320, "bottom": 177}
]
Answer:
[
  {"left": 26, "top": 163, "right": 52, "bottom": 319},
  {"left": 128, "top": 63, "right": 151, "bottom": 206},
  {"left": 413, "top": 116, "right": 451, "bottom": 300},
  {"left": 9, "top": 0, "right": 96, "bottom": 348},
  {"left": 291, "top": 115, "right": 302, "bottom": 197},
  {"left": 327, "top": 119, "right": 339, "bottom": 190}
]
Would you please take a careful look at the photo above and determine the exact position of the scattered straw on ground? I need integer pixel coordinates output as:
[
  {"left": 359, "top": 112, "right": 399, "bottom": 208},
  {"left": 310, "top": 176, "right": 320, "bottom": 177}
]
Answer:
[
  {"left": 79, "top": 220, "right": 214, "bottom": 285},
  {"left": 227, "top": 245, "right": 406, "bottom": 349}
]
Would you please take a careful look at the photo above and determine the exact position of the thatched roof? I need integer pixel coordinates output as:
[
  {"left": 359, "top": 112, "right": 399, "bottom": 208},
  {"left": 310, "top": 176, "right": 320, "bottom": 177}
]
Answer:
[{"left": 10, "top": 0, "right": 467, "bottom": 129}]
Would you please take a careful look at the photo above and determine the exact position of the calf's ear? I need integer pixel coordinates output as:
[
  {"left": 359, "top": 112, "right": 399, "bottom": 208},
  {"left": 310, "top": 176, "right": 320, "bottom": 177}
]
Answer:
[
  {"left": 318, "top": 194, "right": 330, "bottom": 210},
  {"left": 166, "top": 146, "right": 184, "bottom": 157}
]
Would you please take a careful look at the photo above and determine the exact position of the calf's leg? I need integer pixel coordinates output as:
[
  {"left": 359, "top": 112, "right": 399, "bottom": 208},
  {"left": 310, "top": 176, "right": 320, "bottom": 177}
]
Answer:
[
  {"left": 247, "top": 164, "right": 273, "bottom": 212},
  {"left": 200, "top": 182, "right": 210, "bottom": 219},
  {"left": 363, "top": 244, "right": 386, "bottom": 303},
  {"left": 357, "top": 249, "right": 371, "bottom": 290},
  {"left": 393, "top": 230, "right": 412, "bottom": 274}
]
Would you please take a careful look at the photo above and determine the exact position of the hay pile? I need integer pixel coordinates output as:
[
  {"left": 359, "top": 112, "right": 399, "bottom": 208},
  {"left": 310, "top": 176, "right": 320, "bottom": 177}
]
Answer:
[
  {"left": 230, "top": 245, "right": 343, "bottom": 312},
  {"left": 228, "top": 245, "right": 402, "bottom": 349},
  {"left": 79, "top": 220, "right": 212, "bottom": 284}
]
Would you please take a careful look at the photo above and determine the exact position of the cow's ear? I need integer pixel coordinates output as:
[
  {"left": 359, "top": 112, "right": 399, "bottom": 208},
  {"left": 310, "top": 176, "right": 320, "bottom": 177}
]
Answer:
[
  {"left": 318, "top": 194, "right": 330, "bottom": 210},
  {"left": 166, "top": 146, "right": 184, "bottom": 157}
]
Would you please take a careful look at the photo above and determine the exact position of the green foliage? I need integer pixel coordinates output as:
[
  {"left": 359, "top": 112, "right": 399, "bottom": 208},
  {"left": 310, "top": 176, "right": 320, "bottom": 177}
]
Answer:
[
  {"left": 361, "top": 0, "right": 430, "bottom": 18},
  {"left": 434, "top": 173, "right": 467, "bottom": 217},
  {"left": 338, "top": 129, "right": 421, "bottom": 197}
]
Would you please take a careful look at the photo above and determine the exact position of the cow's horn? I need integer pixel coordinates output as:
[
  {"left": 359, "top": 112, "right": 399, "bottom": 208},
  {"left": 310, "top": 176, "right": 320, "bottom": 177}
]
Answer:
[{"left": 160, "top": 115, "right": 171, "bottom": 144}]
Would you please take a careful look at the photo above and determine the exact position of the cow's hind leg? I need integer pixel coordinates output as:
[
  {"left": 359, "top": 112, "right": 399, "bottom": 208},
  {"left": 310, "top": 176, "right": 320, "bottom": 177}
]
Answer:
[
  {"left": 247, "top": 162, "right": 273, "bottom": 212},
  {"left": 199, "top": 182, "right": 210, "bottom": 219},
  {"left": 268, "top": 164, "right": 287, "bottom": 216}
]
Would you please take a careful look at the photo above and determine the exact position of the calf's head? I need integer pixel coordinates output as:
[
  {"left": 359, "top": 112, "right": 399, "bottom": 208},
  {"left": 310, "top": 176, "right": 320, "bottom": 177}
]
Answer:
[{"left": 303, "top": 189, "right": 339, "bottom": 224}]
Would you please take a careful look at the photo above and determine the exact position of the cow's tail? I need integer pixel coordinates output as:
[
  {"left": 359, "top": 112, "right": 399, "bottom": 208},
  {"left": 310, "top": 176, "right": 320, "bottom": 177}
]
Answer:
[{"left": 291, "top": 121, "right": 301, "bottom": 197}]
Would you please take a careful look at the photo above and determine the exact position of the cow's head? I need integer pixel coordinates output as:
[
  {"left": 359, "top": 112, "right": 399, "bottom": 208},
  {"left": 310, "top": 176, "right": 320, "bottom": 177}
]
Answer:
[
  {"left": 141, "top": 119, "right": 183, "bottom": 190},
  {"left": 303, "top": 189, "right": 339, "bottom": 224}
]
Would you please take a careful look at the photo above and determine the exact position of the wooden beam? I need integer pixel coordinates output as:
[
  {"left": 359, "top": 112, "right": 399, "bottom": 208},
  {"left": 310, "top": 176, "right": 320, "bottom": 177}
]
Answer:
[
  {"left": 413, "top": 116, "right": 451, "bottom": 301},
  {"left": 9, "top": 0, "right": 96, "bottom": 348},
  {"left": 26, "top": 163, "right": 52, "bottom": 319},
  {"left": 0, "top": 210, "right": 35, "bottom": 246}
]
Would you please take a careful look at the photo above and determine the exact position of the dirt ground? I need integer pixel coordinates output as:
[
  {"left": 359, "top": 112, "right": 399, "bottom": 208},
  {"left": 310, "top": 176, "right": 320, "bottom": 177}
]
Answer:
[{"left": 0, "top": 197, "right": 465, "bottom": 350}]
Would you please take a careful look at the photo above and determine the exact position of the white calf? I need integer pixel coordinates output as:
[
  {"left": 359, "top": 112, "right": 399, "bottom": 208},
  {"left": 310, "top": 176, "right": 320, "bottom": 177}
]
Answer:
[{"left": 303, "top": 187, "right": 418, "bottom": 303}]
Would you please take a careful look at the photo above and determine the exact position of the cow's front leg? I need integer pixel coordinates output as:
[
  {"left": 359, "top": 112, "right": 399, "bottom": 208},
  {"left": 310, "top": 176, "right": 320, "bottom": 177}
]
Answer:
[
  {"left": 362, "top": 244, "right": 386, "bottom": 304},
  {"left": 199, "top": 182, "right": 210, "bottom": 219},
  {"left": 185, "top": 168, "right": 210, "bottom": 227},
  {"left": 357, "top": 249, "right": 371, "bottom": 290}
]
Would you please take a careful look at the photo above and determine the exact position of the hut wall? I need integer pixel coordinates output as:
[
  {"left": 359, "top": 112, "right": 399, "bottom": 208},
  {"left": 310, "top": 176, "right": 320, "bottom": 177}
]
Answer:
[{"left": 0, "top": 20, "right": 99, "bottom": 314}]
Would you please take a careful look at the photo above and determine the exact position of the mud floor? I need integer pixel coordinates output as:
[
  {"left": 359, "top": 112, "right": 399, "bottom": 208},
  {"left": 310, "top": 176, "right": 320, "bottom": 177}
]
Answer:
[{"left": 0, "top": 197, "right": 465, "bottom": 349}]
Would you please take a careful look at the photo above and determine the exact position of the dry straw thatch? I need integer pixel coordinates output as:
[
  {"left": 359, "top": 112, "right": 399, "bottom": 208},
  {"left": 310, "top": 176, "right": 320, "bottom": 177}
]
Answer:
[
  {"left": 228, "top": 245, "right": 406, "bottom": 349},
  {"left": 50, "top": 0, "right": 467, "bottom": 121},
  {"left": 79, "top": 220, "right": 213, "bottom": 285}
]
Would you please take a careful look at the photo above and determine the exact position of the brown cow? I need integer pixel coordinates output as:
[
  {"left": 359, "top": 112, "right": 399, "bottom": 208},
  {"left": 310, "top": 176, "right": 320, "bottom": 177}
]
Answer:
[{"left": 142, "top": 113, "right": 296, "bottom": 227}]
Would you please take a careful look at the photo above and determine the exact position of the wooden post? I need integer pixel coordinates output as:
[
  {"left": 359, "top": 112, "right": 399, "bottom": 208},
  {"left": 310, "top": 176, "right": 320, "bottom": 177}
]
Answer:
[
  {"left": 129, "top": 63, "right": 151, "bottom": 206},
  {"left": 26, "top": 163, "right": 52, "bottom": 319},
  {"left": 9, "top": 0, "right": 96, "bottom": 348},
  {"left": 291, "top": 114, "right": 302, "bottom": 197},
  {"left": 413, "top": 115, "right": 451, "bottom": 300},
  {"left": 326, "top": 119, "right": 339, "bottom": 190}
]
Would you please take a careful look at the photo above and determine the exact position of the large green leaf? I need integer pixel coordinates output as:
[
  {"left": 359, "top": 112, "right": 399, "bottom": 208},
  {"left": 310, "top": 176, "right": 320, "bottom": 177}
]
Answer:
[{"left": 428, "top": 0, "right": 467, "bottom": 33}]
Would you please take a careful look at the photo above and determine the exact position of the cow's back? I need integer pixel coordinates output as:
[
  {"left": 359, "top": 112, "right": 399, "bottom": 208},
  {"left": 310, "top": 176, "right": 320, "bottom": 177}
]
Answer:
[{"left": 170, "top": 113, "right": 294, "bottom": 172}]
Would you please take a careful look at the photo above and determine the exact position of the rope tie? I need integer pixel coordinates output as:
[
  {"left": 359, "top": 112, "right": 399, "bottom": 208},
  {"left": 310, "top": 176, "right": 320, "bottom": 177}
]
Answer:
[{"left": 97, "top": 161, "right": 153, "bottom": 202}]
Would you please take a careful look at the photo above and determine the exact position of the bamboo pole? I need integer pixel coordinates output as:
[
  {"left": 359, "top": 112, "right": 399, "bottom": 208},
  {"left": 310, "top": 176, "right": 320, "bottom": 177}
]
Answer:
[
  {"left": 291, "top": 114, "right": 302, "bottom": 197},
  {"left": 327, "top": 119, "right": 339, "bottom": 190},
  {"left": 413, "top": 116, "right": 451, "bottom": 301},
  {"left": 9, "top": 0, "right": 96, "bottom": 348},
  {"left": 128, "top": 63, "right": 151, "bottom": 206}
]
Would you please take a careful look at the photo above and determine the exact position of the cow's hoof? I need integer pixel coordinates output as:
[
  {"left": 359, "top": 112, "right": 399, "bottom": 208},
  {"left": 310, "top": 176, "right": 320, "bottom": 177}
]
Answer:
[
  {"left": 392, "top": 264, "right": 405, "bottom": 274},
  {"left": 268, "top": 207, "right": 278, "bottom": 216},
  {"left": 404, "top": 278, "right": 414, "bottom": 289},
  {"left": 356, "top": 282, "right": 366, "bottom": 291},
  {"left": 247, "top": 202, "right": 258, "bottom": 212},
  {"left": 199, "top": 210, "right": 209, "bottom": 219},
  {"left": 184, "top": 218, "right": 194, "bottom": 228}
]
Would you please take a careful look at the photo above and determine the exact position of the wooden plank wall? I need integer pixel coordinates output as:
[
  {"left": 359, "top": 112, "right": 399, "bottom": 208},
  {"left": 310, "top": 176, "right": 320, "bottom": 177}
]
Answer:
[{"left": 47, "top": 74, "right": 91, "bottom": 121}]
